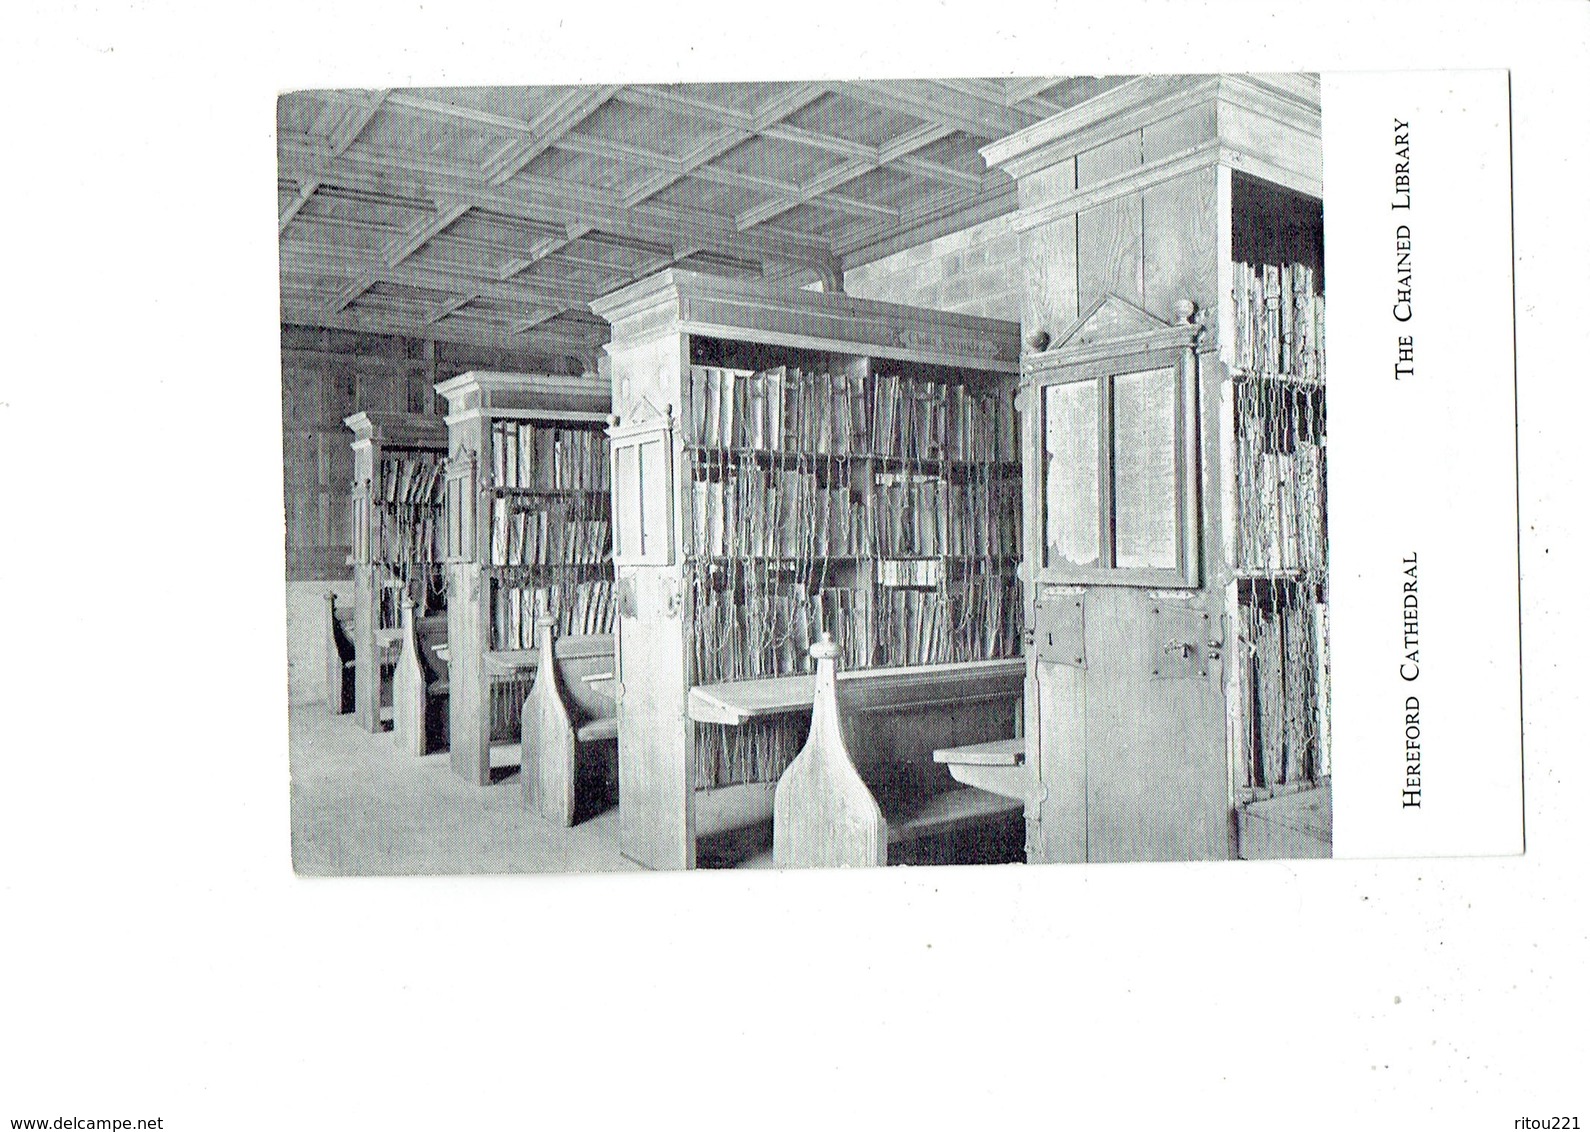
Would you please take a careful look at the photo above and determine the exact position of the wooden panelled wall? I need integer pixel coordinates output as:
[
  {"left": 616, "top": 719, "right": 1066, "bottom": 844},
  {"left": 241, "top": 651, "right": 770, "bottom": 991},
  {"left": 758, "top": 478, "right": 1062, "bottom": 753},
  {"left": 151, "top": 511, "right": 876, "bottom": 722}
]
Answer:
[
  {"left": 280, "top": 324, "right": 582, "bottom": 580},
  {"left": 1017, "top": 100, "right": 1219, "bottom": 340}
]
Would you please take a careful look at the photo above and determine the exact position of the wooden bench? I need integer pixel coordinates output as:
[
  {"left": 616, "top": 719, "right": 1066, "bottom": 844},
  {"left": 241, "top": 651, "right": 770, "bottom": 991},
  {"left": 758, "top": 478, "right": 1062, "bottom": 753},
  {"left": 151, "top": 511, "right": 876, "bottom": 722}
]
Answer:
[
  {"left": 931, "top": 737, "right": 1044, "bottom": 860},
  {"left": 773, "top": 635, "right": 1026, "bottom": 868},
  {"left": 520, "top": 615, "right": 618, "bottom": 826},
  {"left": 324, "top": 592, "right": 355, "bottom": 714},
  {"left": 392, "top": 594, "right": 449, "bottom": 758}
]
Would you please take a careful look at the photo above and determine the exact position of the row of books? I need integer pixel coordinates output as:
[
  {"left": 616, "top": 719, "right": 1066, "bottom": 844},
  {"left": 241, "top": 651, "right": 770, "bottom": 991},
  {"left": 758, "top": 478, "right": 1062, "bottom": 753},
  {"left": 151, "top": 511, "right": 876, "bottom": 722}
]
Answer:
[
  {"left": 875, "top": 473, "right": 947, "bottom": 558},
  {"left": 875, "top": 576, "right": 1022, "bottom": 668},
  {"left": 683, "top": 465, "right": 1021, "bottom": 563},
  {"left": 687, "top": 574, "right": 1021, "bottom": 681},
  {"left": 945, "top": 476, "right": 1022, "bottom": 560},
  {"left": 694, "top": 716, "right": 808, "bottom": 790},
  {"left": 686, "top": 365, "right": 869, "bottom": 455},
  {"left": 1234, "top": 446, "right": 1327, "bottom": 575},
  {"left": 688, "top": 467, "right": 868, "bottom": 560},
  {"left": 1233, "top": 381, "right": 1327, "bottom": 575},
  {"left": 375, "top": 453, "right": 447, "bottom": 506},
  {"left": 1231, "top": 261, "right": 1326, "bottom": 380},
  {"left": 490, "top": 422, "right": 611, "bottom": 492},
  {"left": 873, "top": 472, "right": 1021, "bottom": 560},
  {"left": 489, "top": 498, "right": 612, "bottom": 567},
  {"left": 489, "top": 579, "right": 615, "bottom": 650},
  {"left": 874, "top": 371, "right": 1007, "bottom": 462},
  {"left": 690, "top": 583, "right": 870, "bottom": 684},
  {"left": 370, "top": 508, "right": 445, "bottom": 566},
  {"left": 489, "top": 673, "right": 535, "bottom": 744},
  {"left": 684, "top": 365, "right": 1010, "bottom": 462},
  {"left": 1236, "top": 585, "right": 1327, "bottom": 790}
]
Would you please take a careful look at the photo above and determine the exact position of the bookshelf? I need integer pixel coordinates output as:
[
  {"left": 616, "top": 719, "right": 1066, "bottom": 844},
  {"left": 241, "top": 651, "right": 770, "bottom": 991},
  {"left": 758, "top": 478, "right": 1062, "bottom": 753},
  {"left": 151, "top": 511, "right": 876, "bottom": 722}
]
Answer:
[
  {"left": 982, "top": 73, "right": 1328, "bottom": 862},
  {"left": 1223, "top": 172, "right": 1329, "bottom": 807},
  {"left": 593, "top": 269, "right": 1024, "bottom": 870},
  {"left": 434, "top": 371, "right": 613, "bottom": 786},
  {"left": 343, "top": 410, "right": 448, "bottom": 734}
]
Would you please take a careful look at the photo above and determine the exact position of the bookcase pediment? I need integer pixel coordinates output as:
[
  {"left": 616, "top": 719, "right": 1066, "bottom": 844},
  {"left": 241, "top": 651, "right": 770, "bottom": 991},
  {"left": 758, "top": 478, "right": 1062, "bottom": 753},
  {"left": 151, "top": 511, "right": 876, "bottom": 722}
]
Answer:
[
  {"left": 1025, "top": 294, "right": 1203, "bottom": 377},
  {"left": 612, "top": 394, "right": 670, "bottom": 437},
  {"left": 1057, "top": 293, "right": 1170, "bottom": 348}
]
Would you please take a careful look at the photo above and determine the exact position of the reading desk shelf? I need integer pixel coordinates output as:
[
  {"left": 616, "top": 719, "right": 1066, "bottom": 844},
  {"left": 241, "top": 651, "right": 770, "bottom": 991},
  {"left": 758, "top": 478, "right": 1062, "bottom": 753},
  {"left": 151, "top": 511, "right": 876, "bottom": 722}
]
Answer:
[
  {"left": 344, "top": 410, "right": 448, "bottom": 734},
  {"left": 592, "top": 268, "right": 1025, "bottom": 870},
  {"left": 435, "top": 371, "right": 614, "bottom": 786}
]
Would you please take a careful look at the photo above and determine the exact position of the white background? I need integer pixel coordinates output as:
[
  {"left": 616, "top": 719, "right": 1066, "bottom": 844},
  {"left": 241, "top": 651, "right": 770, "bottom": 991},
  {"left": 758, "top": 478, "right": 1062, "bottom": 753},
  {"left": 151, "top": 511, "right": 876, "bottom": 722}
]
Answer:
[
  {"left": 1, "top": 3, "right": 1584, "bottom": 1129},
  {"left": 1327, "top": 70, "right": 1526, "bottom": 857}
]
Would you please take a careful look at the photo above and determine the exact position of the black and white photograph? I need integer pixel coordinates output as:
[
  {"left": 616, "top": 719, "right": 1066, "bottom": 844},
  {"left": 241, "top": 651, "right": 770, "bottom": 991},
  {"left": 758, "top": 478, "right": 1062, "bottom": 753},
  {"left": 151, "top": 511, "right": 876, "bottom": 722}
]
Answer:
[
  {"left": 282, "top": 73, "right": 1340, "bottom": 873},
  {"left": 3, "top": 3, "right": 1584, "bottom": 1129}
]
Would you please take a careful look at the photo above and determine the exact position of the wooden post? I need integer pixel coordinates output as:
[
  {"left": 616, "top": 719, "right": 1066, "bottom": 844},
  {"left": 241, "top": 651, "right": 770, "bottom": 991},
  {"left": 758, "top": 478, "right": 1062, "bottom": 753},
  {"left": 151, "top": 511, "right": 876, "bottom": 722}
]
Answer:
[
  {"left": 772, "top": 634, "right": 887, "bottom": 868},
  {"left": 392, "top": 591, "right": 426, "bottom": 757}
]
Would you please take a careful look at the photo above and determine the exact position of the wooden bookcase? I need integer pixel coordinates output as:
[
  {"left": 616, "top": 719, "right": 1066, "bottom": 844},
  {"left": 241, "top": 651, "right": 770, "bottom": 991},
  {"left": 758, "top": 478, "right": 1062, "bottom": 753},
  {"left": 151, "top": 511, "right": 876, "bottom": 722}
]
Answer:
[
  {"left": 435, "top": 371, "right": 613, "bottom": 786},
  {"left": 1221, "top": 172, "right": 1329, "bottom": 853},
  {"left": 983, "top": 73, "right": 1329, "bottom": 863},
  {"left": 592, "top": 269, "right": 1025, "bottom": 870},
  {"left": 343, "top": 410, "right": 448, "bottom": 734}
]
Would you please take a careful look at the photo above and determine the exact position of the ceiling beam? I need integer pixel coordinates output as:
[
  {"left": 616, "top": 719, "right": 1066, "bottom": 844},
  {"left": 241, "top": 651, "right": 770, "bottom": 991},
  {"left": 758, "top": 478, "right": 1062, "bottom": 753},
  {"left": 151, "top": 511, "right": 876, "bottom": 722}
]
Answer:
[
  {"left": 281, "top": 298, "right": 605, "bottom": 361},
  {"left": 835, "top": 169, "right": 1016, "bottom": 265},
  {"left": 933, "top": 77, "right": 1012, "bottom": 106},
  {"left": 551, "top": 130, "right": 897, "bottom": 223},
  {"left": 328, "top": 90, "right": 389, "bottom": 156},
  {"left": 387, "top": 198, "right": 471, "bottom": 267},
  {"left": 1003, "top": 75, "right": 1065, "bottom": 107},
  {"left": 829, "top": 79, "right": 1039, "bottom": 140},
  {"left": 760, "top": 121, "right": 873, "bottom": 161},
  {"left": 621, "top": 83, "right": 827, "bottom": 209},
  {"left": 283, "top": 282, "right": 598, "bottom": 344},
  {"left": 760, "top": 121, "right": 984, "bottom": 192},
  {"left": 376, "top": 87, "right": 623, "bottom": 189},
  {"left": 384, "top": 90, "right": 529, "bottom": 132},
  {"left": 493, "top": 225, "right": 595, "bottom": 283},
  {"left": 278, "top": 180, "right": 318, "bottom": 234},
  {"left": 281, "top": 241, "right": 596, "bottom": 308},
  {"left": 280, "top": 132, "right": 838, "bottom": 270},
  {"left": 326, "top": 197, "right": 472, "bottom": 312},
  {"left": 735, "top": 124, "right": 952, "bottom": 230},
  {"left": 610, "top": 84, "right": 757, "bottom": 131},
  {"left": 621, "top": 125, "right": 750, "bottom": 208},
  {"left": 484, "top": 85, "right": 621, "bottom": 186},
  {"left": 288, "top": 211, "right": 400, "bottom": 239},
  {"left": 890, "top": 154, "right": 984, "bottom": 192},
  {"left": 509, "top": 308, "right": 564, "bottom": 335}
]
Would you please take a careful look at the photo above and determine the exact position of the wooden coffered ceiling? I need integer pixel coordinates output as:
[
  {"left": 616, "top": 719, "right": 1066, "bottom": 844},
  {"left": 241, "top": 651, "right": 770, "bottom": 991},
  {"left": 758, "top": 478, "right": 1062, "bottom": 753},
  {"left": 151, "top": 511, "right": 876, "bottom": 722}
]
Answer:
[{"left": 277, "top": 76, "right": 1126, "bottom": 361}]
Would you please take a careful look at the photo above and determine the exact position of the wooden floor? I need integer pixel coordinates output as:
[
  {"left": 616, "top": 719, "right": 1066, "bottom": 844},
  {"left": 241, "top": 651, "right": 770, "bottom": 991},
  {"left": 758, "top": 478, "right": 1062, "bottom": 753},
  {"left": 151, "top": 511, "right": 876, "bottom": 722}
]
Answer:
[{"left": 290, "top": 703, "right": 640, "bottom": 876}]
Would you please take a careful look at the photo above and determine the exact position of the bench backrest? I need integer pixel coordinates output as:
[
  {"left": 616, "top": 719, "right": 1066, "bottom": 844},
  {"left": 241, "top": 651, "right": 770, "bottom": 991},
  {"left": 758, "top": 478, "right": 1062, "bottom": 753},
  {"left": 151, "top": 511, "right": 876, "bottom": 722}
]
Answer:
[
  {"left": 772, "top": 635, "right": 888, "bottom": 868},
  {"left": 536, "top": 618, "right": 614, "bottom": 723},
  {"left": 325, "top": 592, "right": 355, "bottom": 659}
]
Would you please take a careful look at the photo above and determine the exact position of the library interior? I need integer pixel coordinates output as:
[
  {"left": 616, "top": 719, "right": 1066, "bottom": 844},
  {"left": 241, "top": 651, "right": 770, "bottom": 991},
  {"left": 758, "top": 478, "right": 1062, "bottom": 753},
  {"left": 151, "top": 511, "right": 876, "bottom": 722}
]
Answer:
[{"left": 280, "top": 73, "right": 1331, "bottom": 873}]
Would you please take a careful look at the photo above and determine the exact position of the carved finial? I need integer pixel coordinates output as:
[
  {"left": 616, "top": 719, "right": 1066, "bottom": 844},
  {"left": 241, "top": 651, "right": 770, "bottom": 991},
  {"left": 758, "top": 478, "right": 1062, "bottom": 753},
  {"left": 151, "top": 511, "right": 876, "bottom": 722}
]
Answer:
[
  {"left": 401, "top": 590, "right": 416, "bottom": 609},
  {"left": 1026, "top": 329, "right": 1051, "bottom": 351},
  {"left": 1174, "top": 299, "right": 1197, "bottom": 325},
  {"left": 810, "top": 631, "right": 838, "bottom": 662},
  {"left": 607, "top": 413, "right": 620, "bottom": 428}
]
